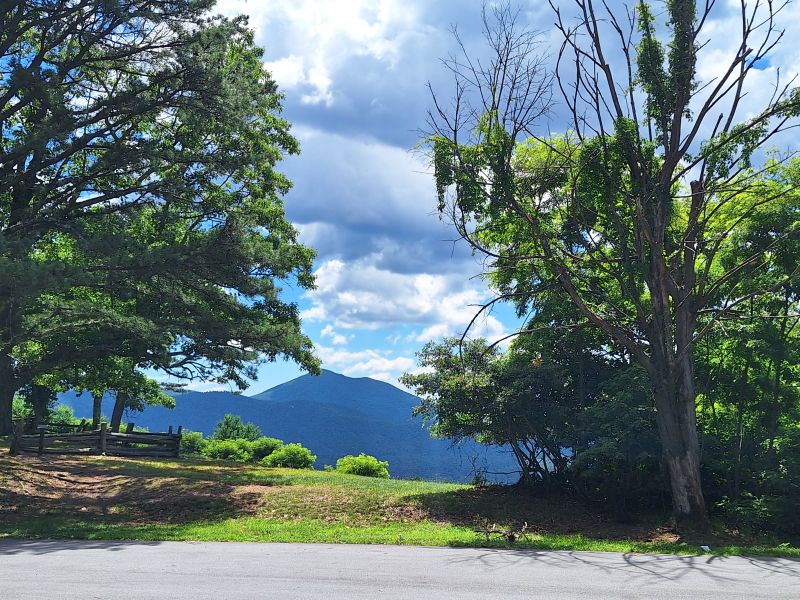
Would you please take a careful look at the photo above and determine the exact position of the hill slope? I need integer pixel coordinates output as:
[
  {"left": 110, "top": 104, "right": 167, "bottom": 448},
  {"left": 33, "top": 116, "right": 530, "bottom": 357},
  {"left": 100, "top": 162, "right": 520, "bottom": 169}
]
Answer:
[{"left": 57, "top": 370, "right": 519, "bottom": 482}]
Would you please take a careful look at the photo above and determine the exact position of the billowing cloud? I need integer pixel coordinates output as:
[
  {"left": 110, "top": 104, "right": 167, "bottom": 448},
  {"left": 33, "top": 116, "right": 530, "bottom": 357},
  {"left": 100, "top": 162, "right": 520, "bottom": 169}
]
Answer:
[
  {"left": 283, "top": 128, "right": 476, "bottom": 274},
  {"left": 320, "top": 324, "right": 349, "bottom": 346},
  {"left": 216, "top": 0, "right": 800, "bottom": 394},
  {"left": 314, "top": 344, "right": 416, "bottom": 382},
  {"left": 303, "top": 258, "right": 508, "bottom": 343}
]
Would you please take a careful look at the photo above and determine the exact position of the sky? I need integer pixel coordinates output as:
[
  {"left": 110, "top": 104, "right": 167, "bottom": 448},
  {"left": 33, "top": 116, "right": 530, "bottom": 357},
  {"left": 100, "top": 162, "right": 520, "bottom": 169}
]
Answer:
[{"left": 192, "top": 0, "right": 800, "bottom": 394}]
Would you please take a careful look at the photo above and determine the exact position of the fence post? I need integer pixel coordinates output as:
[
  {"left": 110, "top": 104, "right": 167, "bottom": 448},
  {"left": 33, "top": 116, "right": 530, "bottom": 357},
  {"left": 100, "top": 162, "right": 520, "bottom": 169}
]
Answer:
[
  {"left": 125, "top": 422, "right": 134, "bottom": 434},
  {"left": 78, "top": 419, "right": 87, "bottom": 432},
  {"left": 99, "top": 422, "right": 108, "bottom": 454},
  {"left": 174, "top": 426, "right": 183, "bottom": 458},
  {"left": 10, "top": 420, "right": 22, "bottom": 456},
  {"left": 167, "top": 425, "right": 173, "bottom": 435},
  {"left": 37, "top": 425, "right": 47, "bottom": 456}
]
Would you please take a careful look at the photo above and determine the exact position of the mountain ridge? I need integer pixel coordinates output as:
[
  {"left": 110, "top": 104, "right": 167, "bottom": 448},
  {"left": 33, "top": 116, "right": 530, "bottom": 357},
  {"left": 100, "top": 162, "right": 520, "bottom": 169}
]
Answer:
[{"left": 57, "top": 369, "right": 519, "bottom": 482}]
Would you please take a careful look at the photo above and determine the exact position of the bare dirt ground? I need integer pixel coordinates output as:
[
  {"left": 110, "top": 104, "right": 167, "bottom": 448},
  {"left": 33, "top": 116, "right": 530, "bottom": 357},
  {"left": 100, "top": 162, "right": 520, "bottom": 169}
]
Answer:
[{"left": 0, "top": 454, "right": 268, "bottom": 524}]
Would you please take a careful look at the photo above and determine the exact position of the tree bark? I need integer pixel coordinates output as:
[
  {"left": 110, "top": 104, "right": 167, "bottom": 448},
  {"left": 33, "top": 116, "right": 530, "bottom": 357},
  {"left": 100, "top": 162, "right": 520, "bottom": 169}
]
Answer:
[
  {"left": 91, "top": 393, "right": 103, "bottom": 429},
  {"left": 30, "top": 384, "right": 52, "bottom": 425},
  {"left": 110, "top": 391, "right": 127, "bottom": 433},
  {"left": 0, "top": 353, "right": 17, "bottom": 436},
  {"left": 652, "top": 357, "right": 708, "bottom": 528}
]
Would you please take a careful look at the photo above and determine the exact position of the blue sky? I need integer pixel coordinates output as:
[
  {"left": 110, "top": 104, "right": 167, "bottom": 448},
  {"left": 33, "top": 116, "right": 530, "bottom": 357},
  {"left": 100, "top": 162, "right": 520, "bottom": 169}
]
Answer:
[{"left": 191, "top": 0, "right": 800, "bottom": 394}]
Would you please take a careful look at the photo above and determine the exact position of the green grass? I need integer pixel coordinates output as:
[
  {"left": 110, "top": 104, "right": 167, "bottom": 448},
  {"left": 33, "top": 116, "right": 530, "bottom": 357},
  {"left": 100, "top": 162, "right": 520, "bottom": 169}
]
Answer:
[
  {"left": 1, "top": 452, "right": 798, "bottom": 558},
  {"left": 4, "top": 513, "right": 798, "bottom": 557}
]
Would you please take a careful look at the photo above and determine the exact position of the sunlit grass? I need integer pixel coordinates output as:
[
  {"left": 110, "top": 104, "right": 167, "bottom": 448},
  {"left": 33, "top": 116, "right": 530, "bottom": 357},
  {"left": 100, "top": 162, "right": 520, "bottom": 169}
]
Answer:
[{"left": 4, "top": 514, "right": 798, "bottom": 557}]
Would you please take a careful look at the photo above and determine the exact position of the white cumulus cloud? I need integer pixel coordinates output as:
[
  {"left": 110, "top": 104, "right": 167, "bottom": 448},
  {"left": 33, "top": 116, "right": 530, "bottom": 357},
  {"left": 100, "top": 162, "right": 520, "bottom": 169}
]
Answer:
[
  {"left": 302, "top": 258, "right": 509, "bottom": 344},
  {"left": 217, "top": 0, "right": 421, "bottom": 106}
]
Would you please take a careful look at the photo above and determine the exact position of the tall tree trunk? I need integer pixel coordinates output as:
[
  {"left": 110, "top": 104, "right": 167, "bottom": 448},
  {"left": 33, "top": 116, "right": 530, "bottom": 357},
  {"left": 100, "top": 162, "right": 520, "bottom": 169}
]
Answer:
[
  {"left": 91, "top": 392, "right": 103, "bottom": 429},
  {"left": 110, "top": 391, "right": 127, "bottom": 433},
  {"left": 652, "top": 355, "right": 708, "bottom": 528},
  {"left": 30, "top": 384, "right": 52, "bottom": 425},
  {"left": 733, "top": 354, "right": 751, "bottom": 499},
  {"left": 0, "top": 353, "right": 17, "bottom": 436}
]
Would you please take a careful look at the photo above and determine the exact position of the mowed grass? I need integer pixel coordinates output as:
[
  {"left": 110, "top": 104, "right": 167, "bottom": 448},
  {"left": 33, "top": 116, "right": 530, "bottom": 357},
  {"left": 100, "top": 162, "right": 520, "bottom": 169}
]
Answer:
[{"left": 0, "top": 451, "right": 798, "bottom": 557}]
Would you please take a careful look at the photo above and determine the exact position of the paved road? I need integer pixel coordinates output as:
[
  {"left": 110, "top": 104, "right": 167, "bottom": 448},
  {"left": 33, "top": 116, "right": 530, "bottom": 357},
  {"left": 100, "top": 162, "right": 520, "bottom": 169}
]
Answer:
[{"left": 0, "top": 540, "right": 798, "bottom": 599}]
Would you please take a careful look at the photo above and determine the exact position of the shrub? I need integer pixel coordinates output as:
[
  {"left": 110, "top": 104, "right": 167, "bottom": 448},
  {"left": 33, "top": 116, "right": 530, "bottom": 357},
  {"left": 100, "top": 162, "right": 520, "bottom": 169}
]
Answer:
[
  {"left": 203, "top": 438, "right": 253, "bottom": 462},
  {"left": 334, "top": 453, "right": 390, "bottom": 478},
  {"left": 180, "top": 431, "right": 207, "bottom": 455},
  {"left": 11, "top": 396, "right": 31, "bottom": 420},
  {"left": 49, "top": 404, "right": 81, "bottom": 426},
  {"left": 249, "top": 437, "right": 283, "bottom": 461},
  {"left": 262, "top": 443, "right": 316, "bottom": 469},
  {"left": 211, "top": 414, "right": 262, "bottom": 441}
]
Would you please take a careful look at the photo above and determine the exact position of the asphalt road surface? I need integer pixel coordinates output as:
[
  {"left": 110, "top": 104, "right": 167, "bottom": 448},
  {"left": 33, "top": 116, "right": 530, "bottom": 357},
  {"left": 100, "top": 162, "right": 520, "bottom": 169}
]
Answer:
[{"left": 1, "top": 540, "right": 798, "bottom": 599}]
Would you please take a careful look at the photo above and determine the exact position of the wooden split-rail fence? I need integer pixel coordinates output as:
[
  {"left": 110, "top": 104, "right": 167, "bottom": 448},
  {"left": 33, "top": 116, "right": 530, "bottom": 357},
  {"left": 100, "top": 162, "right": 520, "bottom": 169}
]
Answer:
[{"left": 9, "top": 420, "right": 183, "bottom": 458}]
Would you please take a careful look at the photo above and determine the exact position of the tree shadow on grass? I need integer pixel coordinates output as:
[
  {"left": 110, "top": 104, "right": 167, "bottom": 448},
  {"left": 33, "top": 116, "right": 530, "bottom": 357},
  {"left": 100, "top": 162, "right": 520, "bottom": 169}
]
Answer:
[
  {"left": 0, "top": 454, "right": 292, "bottom": 529},
  {"left": 405, "top": 485, "right": 666, "bottom": 542},
  {"left": 1, "top": 453, "right": 294, "bottom": 485}
]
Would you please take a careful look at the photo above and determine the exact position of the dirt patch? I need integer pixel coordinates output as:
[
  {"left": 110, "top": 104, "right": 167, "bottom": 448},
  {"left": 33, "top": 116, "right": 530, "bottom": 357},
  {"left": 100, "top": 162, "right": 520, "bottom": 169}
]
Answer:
[
  {"left": 383, "top": 504, "right": 431, "bottom": 523},
  {"left": 0, "top": 454, "right": 269, "bottom": 524}
]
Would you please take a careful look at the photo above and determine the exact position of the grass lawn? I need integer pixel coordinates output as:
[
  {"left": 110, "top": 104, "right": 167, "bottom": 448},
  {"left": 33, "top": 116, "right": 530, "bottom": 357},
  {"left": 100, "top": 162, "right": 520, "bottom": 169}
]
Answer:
[{"left": 0, "top": 450, "right": 797, "bottom": 557}]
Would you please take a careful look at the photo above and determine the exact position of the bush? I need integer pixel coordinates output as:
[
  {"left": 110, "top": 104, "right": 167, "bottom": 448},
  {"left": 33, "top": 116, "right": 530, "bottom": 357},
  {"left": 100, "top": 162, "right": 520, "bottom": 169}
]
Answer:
[
  {"left": 250, "top": 437, "right": 283, "bottom": 461},
  {"left": 180, "top": 431, "right": 208, "bottom": 455},
  {"left": 261, "top": 443, "right": 316, "bottom": 469},
  {"left": 203, "top": 438, "right": 253, "bottom": 462},
  {"left": 211, "top": 414, "right": 262, "bottom": 441},
  {"left": 334, "top": 453, "right": 390, "bottom": 478},
  {"left": 11, "top": 396, "right": 31, "bottom": 420},
  {"left": 716, "top": 493, "right": 800, "bottom": 538}
]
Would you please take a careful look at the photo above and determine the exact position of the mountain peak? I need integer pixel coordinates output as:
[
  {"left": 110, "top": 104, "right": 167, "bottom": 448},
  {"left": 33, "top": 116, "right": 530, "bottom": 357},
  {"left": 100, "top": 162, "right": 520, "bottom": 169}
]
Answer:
[
  {"left": 56, "top": 367, "right": 519, "bottom": 482},
  {"left": 249, "top": 368, "right": 411, "bottom": 399}
]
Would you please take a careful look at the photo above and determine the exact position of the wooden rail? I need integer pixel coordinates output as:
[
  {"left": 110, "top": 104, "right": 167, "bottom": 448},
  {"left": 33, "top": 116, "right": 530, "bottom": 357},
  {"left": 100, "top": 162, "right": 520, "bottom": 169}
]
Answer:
[{"left": 9, "top": 421, "right": 182, "bottom": 458}]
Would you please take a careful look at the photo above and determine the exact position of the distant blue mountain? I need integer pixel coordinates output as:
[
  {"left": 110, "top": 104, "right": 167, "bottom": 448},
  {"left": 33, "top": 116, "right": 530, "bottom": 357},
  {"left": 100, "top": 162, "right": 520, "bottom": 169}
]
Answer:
[{"left": 57, "top": 369, "right": 520, "bottom": 483}]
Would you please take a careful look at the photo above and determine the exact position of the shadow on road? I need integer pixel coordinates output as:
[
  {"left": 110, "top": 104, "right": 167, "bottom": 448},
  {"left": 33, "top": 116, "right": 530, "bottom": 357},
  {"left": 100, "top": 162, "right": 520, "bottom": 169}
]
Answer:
[
  {"left": 0, "top": 538, "right": 162, "bottom": 556},
  {"left": 439, "top": 546, "right": 800, "bottom": 584}
]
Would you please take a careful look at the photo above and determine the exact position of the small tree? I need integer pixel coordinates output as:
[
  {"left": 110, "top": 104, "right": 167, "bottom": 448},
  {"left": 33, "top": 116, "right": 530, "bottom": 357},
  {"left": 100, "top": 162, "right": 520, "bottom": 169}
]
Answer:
[{"left": 211, "top": 414, "right": 263, "bottom": 442}]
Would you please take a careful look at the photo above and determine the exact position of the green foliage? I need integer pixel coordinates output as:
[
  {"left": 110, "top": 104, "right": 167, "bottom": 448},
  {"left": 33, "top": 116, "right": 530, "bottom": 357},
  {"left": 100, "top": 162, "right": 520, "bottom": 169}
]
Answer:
[
  {"left": 203, "top": 439, "right": 254, "bottom": 463},
  {"left": 48, "top": 405, "right": 80, "bottom": 427},
  {"left": 635, "top": 2, "right": 670, "bottom": 134},
  {"left": 192, "top": 432, "right": 283, "bottom": 463},
  {"left": 262, "top": 443, "right": 316, "bottom": 469},
  {"left": 180, "top": 431, "right": 208, "bottom": 455},
  {"left": 11, "top": 396, "right": 30, "bottom": 420},
  {"left": 335, "top": 454, "right": 390, "bottom": 479},
  {"left": 571, "top": 368, "right": 663, "bottom": 510},
  {"left": 250, "top": 437, "right": 284, "bottom": 461},
  {"left": 0, "top": 0, "right": 320, "bottom": 434},
  {"left": 211, "top": 415, "right": 263, "bottom": 442}
]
